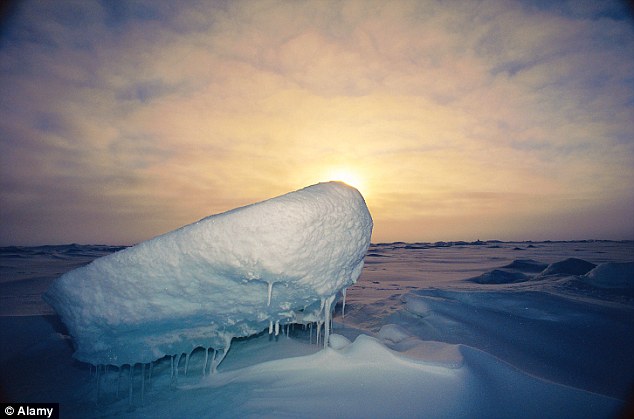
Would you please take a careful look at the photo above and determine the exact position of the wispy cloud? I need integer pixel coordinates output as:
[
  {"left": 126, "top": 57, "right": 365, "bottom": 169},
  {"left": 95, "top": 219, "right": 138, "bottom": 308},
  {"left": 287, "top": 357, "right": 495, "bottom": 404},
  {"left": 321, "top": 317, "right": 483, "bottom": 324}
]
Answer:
[{"left": 1, "top": 0, "right": 633, "bottom": 244}]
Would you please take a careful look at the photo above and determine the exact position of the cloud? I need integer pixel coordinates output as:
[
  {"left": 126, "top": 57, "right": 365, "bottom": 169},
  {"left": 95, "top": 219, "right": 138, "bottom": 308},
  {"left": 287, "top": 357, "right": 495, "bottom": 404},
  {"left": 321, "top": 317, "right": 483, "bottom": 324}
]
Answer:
[{"left": 1, "top": 0, "right": 633, "bottom": 244}]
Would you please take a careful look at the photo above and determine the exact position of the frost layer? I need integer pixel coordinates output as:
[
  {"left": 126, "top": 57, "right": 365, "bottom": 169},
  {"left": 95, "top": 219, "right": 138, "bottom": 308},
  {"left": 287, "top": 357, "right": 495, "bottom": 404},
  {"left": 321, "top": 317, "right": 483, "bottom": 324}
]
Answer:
[{"left": 44, "top": 182, "right": 373, "bottom": 366}]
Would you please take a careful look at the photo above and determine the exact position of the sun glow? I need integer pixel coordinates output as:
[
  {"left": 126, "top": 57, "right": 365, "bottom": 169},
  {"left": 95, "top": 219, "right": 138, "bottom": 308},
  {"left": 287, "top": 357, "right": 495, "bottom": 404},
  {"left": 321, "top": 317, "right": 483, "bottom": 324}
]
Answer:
[{"left": 327, "top": 168, "right": 366, "bottom": 192}]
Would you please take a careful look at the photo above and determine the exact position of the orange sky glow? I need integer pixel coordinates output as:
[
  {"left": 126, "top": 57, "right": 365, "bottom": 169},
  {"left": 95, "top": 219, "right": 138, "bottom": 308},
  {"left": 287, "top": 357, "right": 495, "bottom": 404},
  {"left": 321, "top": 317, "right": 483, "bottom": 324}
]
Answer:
[{"left": 1, "top": 0, "right": 633, "bottom": 245}]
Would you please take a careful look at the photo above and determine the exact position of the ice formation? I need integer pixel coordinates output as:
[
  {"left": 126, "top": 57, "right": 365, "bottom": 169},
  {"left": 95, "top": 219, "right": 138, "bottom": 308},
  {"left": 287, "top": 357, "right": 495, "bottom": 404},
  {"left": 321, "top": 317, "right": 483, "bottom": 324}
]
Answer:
[{"left": 44, "top": 181, "right": 373, "bottom": 369}]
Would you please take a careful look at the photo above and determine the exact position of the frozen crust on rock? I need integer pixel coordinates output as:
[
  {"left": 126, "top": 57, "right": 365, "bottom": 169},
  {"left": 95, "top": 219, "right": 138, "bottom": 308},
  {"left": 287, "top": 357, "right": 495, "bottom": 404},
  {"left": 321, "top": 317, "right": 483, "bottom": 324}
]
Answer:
[{"left": 44, "top": 182, "right": 373, "bottom": 366}]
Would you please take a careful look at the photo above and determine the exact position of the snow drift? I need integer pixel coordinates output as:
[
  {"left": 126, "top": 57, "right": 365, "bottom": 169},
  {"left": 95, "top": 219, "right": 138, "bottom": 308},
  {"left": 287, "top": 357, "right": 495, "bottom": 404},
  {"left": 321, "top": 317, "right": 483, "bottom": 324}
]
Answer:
[
  {"left": 44, "top": 182, "right": 373, "bottom": 367},
  {"left": 583, "top": 262, "right": 634, "bottom": 289}
]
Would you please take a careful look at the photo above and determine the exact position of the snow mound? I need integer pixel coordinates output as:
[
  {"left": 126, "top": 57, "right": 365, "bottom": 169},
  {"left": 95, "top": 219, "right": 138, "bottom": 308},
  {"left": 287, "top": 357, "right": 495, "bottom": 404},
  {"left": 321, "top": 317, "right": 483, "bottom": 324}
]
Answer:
[
  {"left": 468, "top": 269, "right": 528, "bottom": 284},
  {"left": 467, "top": 259, "right": 551, "bottom": 284},
  {"left": 583, "top": 262, "right": 634, "bottom": 289},
  {"left": 502, "top": 259, "right": 548, "bottom": 273},
  {"left": 43, "top": 182, "right": 373, "bottom": 366},
  {"left": 378, "top": 325, "right": 463, "bottom": 368},
  {"left": 403, "top": 293, "right": 433, "bottom": 317},
  {"left": 391, "top": 339, "right": 464, "bottom": 369},
  {"left": 539, "top": 258, "right": 596, "bottom": 277},
  {"left": 378, "top": 324, "right": 411, "bottom": 343}
]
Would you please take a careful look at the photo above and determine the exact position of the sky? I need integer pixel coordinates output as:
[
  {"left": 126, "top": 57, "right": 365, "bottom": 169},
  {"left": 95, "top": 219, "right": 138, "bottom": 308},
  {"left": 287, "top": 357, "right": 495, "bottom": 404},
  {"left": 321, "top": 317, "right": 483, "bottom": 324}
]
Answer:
[{"left": 1, "top": 0, "right": 633, "bottom": 246}]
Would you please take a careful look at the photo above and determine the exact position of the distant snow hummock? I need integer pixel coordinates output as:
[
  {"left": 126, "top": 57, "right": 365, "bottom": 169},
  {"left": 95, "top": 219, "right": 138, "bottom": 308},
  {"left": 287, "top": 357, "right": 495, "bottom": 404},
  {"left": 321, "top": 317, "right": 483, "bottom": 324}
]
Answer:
[
  {"left": 44, "top": 182, "right": 373, "bottom": 367},
  {"left": 539, "top": 258, "right": 596, "bottom": 277},
  {"left": 501, "top": 259, "right": 548, "bottom": 273},
  {"left": 469, "top": 269, "right": 528, "bottom": 284},
  {"left": 583, "top": 262, "right": 634, "bottom": 289}
]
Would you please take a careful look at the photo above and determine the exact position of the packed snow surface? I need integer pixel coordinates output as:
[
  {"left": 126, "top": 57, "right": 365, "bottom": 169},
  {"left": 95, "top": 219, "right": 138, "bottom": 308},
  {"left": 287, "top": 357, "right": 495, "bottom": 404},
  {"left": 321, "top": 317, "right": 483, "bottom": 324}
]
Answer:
[
  {"left": 43, "top": 182, "right": 373, "bottom": 366},
  {"left": 2, "top": 240, "right": 633, "bottom": 418}
]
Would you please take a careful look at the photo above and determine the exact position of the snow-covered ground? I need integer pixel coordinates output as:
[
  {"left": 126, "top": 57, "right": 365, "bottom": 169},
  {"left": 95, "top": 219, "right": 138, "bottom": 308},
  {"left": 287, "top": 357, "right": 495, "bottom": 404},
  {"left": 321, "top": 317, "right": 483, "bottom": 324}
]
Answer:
[{"left": 1, "top": 241, "right": 633, "bottom": 418}]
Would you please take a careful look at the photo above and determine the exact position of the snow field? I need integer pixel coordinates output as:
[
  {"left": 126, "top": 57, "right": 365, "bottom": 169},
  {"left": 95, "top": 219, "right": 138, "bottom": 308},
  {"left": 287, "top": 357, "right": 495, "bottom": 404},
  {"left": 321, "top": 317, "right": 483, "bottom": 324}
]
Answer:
[{"left": 2, "top": 239, "right": 633, "bottom": 418}]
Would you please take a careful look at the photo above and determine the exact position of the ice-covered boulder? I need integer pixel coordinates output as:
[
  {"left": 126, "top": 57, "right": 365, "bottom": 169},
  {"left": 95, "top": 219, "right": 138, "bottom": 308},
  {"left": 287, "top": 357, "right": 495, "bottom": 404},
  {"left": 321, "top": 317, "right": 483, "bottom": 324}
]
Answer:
[{"left": 44, "top": 182, "right": 373, "bottom": 367}]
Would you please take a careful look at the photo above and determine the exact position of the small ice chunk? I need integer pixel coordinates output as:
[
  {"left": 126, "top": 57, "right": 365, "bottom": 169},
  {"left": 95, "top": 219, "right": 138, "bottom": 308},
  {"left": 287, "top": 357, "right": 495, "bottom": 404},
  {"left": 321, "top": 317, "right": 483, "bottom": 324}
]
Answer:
[{"left": 328, "top": 334, "right": 352, "bottom": 350}]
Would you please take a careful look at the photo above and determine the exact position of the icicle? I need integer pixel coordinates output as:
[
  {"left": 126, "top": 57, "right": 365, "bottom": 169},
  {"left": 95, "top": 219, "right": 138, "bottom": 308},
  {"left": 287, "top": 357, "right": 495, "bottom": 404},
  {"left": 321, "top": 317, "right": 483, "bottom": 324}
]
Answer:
[
  {"left": 95, "top": 364, "right": 101, "bottom": 403},
  {"left": 342, "top": 287, "right": 347, "bottom": 319},
  {"left": 175, "top": 353, "right": 182, "bottom": 378},
  {"left": 269, "top": 320, "right": 273, "bottom": 334},
  {"left": 116, "top": 366, "right": 122, "bottom": 398},
  {"left": 170, "top": 355, "right": 174, "bottom": 379},
  {"left": 212, "top": 338, "right": 232, "bottom": 374},
  {"left": 323, "top": 294, "right": 336, "bottom": 349},
  {"left": 203, "top": 347, "right": 209, "bottom": 377},
  {"left": 309, "top": 322, "right": 313, "bottom": 344},
  {"left": 184, "top": 352, "right": 190, "bottom": 376},
  {"left": 128, "top": 364, "right": 134, "bottom": 407},
  {"left": 210, "top": 349, "right": 217, "bottom": 374},
  {"left": 267, "top": 281, "right": 273, "bottom": 306},
  {"left": 275, "top": 320, "right": 280, "bottom": 336},
  {"left": 316, "top": 321, "right": 322, "bottom": 346},
  {"left": 148, "top": 361, "right": 153, "bottom": 387},
  {"left": 141, "top": 363, "right": 145, "bottom": 406}
]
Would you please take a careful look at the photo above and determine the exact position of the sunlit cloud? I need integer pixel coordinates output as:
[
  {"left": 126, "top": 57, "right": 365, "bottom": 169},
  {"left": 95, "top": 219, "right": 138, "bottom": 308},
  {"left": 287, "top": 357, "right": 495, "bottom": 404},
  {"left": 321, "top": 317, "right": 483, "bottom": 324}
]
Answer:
[{"left": 1, "top": 0, "right": 633, "bottom": 245}]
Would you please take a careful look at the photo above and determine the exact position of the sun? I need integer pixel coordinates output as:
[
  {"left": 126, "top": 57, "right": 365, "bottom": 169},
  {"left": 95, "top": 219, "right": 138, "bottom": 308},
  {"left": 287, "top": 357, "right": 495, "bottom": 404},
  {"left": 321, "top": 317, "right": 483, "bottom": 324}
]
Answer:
[
  {"left": 327, "top": 168, "right": 365, "bottom": 192},
  {"left": 296, "top": 165, "right": 370, "bottom": 196}
]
